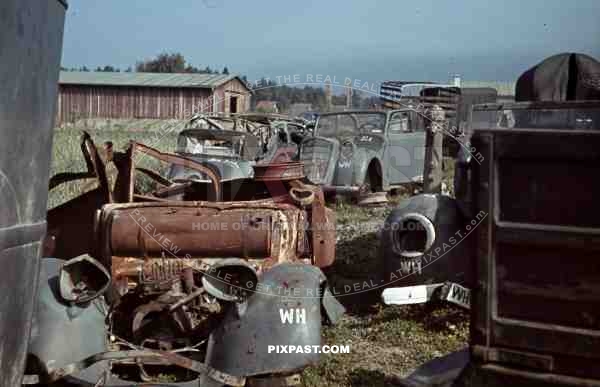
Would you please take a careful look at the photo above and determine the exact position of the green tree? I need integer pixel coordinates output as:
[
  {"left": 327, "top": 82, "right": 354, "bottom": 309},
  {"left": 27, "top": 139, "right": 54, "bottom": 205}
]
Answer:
[
  {"left": 136, "top": 52, "right": 186, "bottom": 73},
  {"left": 251, "top": 81, "right": 331, "bottom": 112},
  {"left": 222, "top": 66, "right": 229, "bottom": 75},
  {"left": 95, "top": 65, "right": 119, "bottom": 72}
]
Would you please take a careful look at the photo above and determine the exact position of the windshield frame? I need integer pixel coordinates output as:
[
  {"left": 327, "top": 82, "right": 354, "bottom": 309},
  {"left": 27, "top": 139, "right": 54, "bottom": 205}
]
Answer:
[
  {"left": 175, "top": 129, "right": 256, "bottom": 159},
  {"left": 314, "top": 111, "right": 387, "bottom": 138}
]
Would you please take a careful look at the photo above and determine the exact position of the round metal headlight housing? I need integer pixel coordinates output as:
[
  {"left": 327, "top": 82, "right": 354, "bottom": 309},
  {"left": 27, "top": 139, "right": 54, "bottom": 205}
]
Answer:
[{"left": 391, "top": 213, "right": 436, "bottom": 258}]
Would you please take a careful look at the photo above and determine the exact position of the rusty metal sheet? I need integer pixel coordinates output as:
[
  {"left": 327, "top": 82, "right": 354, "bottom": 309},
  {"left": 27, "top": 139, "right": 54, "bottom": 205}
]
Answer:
[
  {"left": 96, "top": 200, "right": 306, "bottom": 264},
  {"left": 252, "top": 162, "right": 305, "bottom": 182},
  {"left": 310, "top": 189, "right": 336, "bottom": 268},
  {"left": 47, "top": 132, "right": 112, "bottom": 259},
  {"left": 108, "top": 207, "right": 273, "bottom": 258},
  {"left": 117, "top": 141, "right": 223, "bottom": 202}
]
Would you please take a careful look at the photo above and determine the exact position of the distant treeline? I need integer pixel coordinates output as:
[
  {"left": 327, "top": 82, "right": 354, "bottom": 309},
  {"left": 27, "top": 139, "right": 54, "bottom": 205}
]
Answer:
[
  {"left": 252, "top": 80, "right": 327, "bottom": 111},
  {"left": 61, "top": 52, "right": 228, "bottom": 75},
  {"left": 62, "top": 51, "right": 379, "bottom": 112},
  {"left": 250, "top": 79, "right": 376, "bottom": 112}
]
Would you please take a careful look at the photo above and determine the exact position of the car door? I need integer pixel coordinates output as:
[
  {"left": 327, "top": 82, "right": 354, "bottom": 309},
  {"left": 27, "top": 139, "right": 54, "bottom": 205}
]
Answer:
[{"left": 384, "top": 111, "right": 427, "bottom": 185}]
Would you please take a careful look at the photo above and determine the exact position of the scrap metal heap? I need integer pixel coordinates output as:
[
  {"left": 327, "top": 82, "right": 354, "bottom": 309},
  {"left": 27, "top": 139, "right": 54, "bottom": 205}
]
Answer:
[{"left": 32, "top": 132, "right": 340, "bottom": 386}]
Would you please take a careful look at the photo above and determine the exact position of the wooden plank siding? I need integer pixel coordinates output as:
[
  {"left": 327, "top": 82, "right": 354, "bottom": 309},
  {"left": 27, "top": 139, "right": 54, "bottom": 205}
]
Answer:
[
  {"left": 56, "top": 78, "right": 251, "bottom": 125},
  {"left": 216, "top": 78, "right": 251, "bottom": 114}
]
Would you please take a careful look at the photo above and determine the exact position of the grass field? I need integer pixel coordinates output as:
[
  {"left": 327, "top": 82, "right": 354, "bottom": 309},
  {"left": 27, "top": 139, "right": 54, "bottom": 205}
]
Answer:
[
  {"left": 49, "top": 126, "right": 468, "bottom": 386},
  {"left": 48, "top": 127, "right": 179, "bottom": 208}
]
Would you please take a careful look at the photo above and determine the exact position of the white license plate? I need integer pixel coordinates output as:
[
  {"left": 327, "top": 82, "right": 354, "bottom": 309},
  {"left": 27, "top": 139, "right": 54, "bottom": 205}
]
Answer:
[
  {"left": 444, "top": 283, "right": 471, "bottom": 309},
  {"left": 382, "top": 286, "right": 430, "bottom": 305}
]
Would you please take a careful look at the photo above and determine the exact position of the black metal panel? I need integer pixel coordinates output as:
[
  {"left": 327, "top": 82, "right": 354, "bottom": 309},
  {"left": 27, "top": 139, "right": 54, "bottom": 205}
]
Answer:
[
  {"left": 470, "top": 109, "right": 600, "bottom": 379},
  {"left": 381, "top": 193, "right": 473, "bottom": 288},
  {"left": 0, "top": 0, "right": 67, "bottom": 385}
]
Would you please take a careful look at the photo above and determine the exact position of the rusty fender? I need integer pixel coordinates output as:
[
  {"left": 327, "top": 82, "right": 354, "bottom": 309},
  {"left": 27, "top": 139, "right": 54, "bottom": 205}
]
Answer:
[{"left": 95, "top": 201, "right": 312, "bottom": 264}]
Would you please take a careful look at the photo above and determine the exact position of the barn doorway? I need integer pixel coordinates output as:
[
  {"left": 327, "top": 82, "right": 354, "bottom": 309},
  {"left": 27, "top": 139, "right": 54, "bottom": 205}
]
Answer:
[{"left": 229, "top": 96, "right": 239, "bottom": 114}]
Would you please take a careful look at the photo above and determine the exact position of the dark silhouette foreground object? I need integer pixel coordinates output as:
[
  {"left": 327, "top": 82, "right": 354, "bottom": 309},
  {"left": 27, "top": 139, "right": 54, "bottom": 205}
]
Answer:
[{"left": 516, "top": 52, "right": 600, "bottom": 102}]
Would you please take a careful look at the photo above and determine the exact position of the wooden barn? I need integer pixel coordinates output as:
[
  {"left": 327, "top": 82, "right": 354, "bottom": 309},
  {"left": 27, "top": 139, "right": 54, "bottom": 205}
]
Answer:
[{"left": 56, "top": 71, "right": 252, "bottom": 125}]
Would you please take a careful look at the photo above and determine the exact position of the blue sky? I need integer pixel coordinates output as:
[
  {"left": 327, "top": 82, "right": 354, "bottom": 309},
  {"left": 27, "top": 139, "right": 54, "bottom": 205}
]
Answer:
[{"left": 61, "top": 0, "right": 600, "bottom": 84}]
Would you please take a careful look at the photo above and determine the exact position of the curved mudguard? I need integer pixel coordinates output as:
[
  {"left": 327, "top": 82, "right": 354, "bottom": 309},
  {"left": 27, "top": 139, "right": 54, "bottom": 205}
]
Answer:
[
  {"left": 381, "top": 194, "right": 474, "bottom": 288},
  {"left": 331, "top": 150, "right": 379, "bottom": 188},
  {"left": 205, "top": 263, "right": 344, "bottom": 381},
  {"left": 27, "top": 258, "right": 110, "bottom": 385},
  {"left": 328, "top": 135, "right": 384, "bottom": 189}
]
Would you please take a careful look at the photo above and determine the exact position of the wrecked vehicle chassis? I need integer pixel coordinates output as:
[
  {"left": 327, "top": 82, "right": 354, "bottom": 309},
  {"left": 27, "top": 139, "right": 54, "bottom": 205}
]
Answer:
[{"left": 32, "top": 147, "right": 340, "bottom": 385}]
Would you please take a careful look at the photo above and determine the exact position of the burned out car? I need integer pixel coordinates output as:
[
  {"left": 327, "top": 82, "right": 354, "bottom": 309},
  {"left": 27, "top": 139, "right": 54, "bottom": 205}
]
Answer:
[
  {"left": 187, "top": 112, "right": 306, "bottom": 158},
  {"left": 166, "top": 126, "right": 303, "bottom": 200},
  {"left": 167, "top": 128, "right": 259, "bottom": 184},
  {"left": 299, "top": 110, "right": 427, "bottom": 197},
  {"left": 28, "top": 130, "right": 343, "bottom": 385}
]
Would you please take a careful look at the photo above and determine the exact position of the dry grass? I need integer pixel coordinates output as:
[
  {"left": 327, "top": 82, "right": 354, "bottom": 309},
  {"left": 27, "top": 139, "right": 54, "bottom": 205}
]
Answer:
[{"left": 48, "top": 127, "right": 178, "bottom": 208}]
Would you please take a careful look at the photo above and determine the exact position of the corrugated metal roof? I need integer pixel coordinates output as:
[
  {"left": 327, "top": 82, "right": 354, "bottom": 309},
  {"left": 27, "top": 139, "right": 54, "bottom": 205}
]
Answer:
[{"left": 59, "top": 71, "right": 248, "bottom": 90}]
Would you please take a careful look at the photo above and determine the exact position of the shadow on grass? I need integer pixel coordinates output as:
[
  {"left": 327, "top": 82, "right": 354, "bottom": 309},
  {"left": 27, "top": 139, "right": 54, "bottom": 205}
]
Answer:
[
  {"left": 324, "top": 228, "right": 468, "bottom": 331},
  {"left": 370, "top": 303, "right": 469, "bottom": 333},
  {"left": 348, "top": 369, "right": 402, "bottom": 387},
  {"left": 324, "top": 232, "right": 385, "bottom": 316}
]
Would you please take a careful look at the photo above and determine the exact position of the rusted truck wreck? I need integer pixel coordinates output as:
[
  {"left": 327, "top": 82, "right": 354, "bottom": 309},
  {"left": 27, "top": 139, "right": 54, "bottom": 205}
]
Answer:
[{"left": 27, "top": 134, "right": 342, "bottom": 386}]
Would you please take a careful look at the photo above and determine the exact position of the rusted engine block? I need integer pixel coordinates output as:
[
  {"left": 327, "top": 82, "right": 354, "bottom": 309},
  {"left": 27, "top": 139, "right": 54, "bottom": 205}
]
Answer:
[
  {"left": 98, "top": 202, "right": 308, "bottom": 263},
  {"left": 96, "top": 198, "right": 335, "bottom": 293}
]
